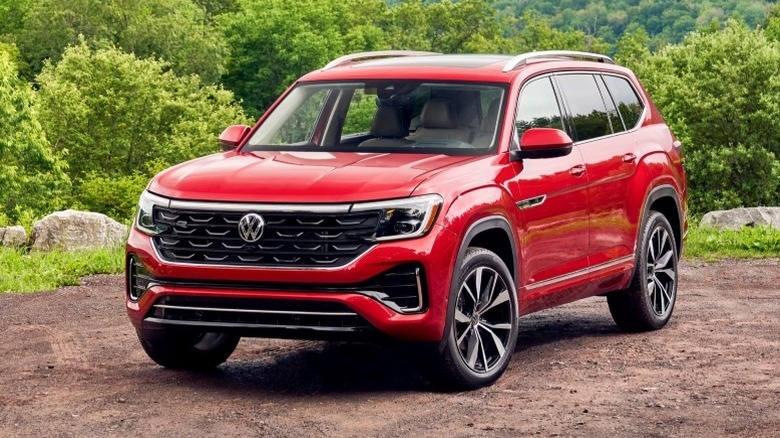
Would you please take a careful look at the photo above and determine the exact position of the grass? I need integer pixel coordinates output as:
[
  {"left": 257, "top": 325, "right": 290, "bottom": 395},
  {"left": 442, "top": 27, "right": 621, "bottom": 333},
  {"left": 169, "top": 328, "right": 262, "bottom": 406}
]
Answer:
[
  {"left": 685, "top": 225, "right": 780, "bottom": 260},
  {"left": 0, "top": 246, "right": 124, "bottom": 293}
]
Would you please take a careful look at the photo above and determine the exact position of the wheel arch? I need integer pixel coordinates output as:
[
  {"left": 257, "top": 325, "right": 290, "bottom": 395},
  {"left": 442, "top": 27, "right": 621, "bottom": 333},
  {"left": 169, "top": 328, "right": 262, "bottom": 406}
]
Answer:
[
  {"left": 642, "top": 184, "right": 683, "bottom": 255},
  {"left": 455, "top": 215, "right": 518, "bottom": 283}
]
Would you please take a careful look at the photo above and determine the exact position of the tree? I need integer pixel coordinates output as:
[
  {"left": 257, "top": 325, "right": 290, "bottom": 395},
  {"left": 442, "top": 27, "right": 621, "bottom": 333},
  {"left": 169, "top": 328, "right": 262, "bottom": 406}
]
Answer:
[
  {"left": 384, "top": 0, "right": 507, "bottom": 53},
  {"left": 635, "top": 20, "right": 780, "bottom": 213},
  {"left": 35, "top": 43, "right": 248, "bottom": 219},
  {"left": 0, "top": 47, "right": 70, "bottom": 224},
  {"left": 220, "top": 0, "right": 389, "bottom": 117},
  {"left": 506, "top": 10, "right": 610, "bottom": 54},
  {"left": 13, "top": 0, "right": 227, "bottom": 82}
]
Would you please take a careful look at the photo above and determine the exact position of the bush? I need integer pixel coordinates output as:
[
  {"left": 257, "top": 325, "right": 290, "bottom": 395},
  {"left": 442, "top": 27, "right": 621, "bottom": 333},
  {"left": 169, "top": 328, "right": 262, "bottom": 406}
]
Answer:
[
  {"left": 635, "top": 20, "right": 780, "bottom": 213},
  {"left": 35, "top": 43, "right": 249, "bottom": 220},
  {"left": 72, "top": 173, "right": 150, "bottom": 222},
  {"left": 685, "top": 144, "right": 780, "bottom": 214},
  {"left": 0, "top": 46, "right": 70, "bottom": 224}
]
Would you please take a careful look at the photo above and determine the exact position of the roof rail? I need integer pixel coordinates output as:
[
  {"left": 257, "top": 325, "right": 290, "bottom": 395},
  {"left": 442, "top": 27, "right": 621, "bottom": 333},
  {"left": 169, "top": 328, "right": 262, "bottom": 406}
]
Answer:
[
  {"left": 502, "top": 50, "right": 615, "bottom": 72},
  {"left": 321, "top": 50, "right": 441, "bottom": 71}
]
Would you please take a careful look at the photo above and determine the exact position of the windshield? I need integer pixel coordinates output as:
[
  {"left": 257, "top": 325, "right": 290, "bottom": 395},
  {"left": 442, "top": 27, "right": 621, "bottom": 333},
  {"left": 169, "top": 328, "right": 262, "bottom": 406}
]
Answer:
[{"left": 244, "top": 81, "right": 506, "bottom": 155}]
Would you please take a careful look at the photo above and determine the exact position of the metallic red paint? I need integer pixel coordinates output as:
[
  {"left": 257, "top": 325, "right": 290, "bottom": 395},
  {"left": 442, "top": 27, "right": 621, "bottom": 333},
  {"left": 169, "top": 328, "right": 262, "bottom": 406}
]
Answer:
[{"left": 126, "top": 53, "right": 686, "bottom": 346}]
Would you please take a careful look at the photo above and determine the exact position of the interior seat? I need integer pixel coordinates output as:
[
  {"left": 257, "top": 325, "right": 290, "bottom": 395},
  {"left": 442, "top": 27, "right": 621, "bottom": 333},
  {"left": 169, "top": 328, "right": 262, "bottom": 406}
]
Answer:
[
  {"left": 472, "top": 98, "right": 501, "bottom": 148},
  {"left": 358, "top": 106, "right": 414, "bottom": 147},
  {"left": 405, "top": 99, "right": 473, "bottom": 144}
]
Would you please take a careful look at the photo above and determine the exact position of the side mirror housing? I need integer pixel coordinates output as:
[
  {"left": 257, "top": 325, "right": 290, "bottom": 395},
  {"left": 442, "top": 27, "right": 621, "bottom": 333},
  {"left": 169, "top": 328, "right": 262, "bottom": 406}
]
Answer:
[
  {"left": 218, "top": 125, "right": 251, "bottom": 151},
  {"left": 511, "top": 128, "right": 574, "bottom": 160}
]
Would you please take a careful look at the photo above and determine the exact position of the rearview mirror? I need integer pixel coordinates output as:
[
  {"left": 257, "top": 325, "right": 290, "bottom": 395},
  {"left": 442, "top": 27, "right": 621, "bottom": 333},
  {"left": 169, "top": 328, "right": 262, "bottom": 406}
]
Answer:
[
  {"left": 511, "top": 128, "right": 573, "bottom": 160},
  {"left": 218, "top": 125, "right": 251, "bottom": 151}
]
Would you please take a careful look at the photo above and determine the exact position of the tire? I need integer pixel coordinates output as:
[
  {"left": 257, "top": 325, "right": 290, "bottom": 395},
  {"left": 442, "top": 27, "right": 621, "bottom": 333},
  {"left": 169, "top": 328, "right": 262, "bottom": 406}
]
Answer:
[
  {"left": 136, "top": 328, "right": 240, "bottom": 370},
  {"left": 608, "top": 211, "right": 679, "bottom": 332},
  {"left": 428, "top": 247, "right": 519, "bottom": 390}
]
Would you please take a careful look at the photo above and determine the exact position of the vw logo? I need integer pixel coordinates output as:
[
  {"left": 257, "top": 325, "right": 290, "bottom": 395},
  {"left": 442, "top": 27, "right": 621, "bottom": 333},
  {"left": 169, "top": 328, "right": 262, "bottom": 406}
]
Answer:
[{"left": 238, "top": 213, "right": 265, "bottom": 243}]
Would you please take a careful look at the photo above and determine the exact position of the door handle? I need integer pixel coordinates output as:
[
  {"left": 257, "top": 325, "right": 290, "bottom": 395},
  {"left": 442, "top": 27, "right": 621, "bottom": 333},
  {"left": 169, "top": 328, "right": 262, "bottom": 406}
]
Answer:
[
  {"left": 569, "top": 164, "right": 586, "bottom": 177},
  {"left": 622, "top": 153, "right": 637, "bottom": 163}
]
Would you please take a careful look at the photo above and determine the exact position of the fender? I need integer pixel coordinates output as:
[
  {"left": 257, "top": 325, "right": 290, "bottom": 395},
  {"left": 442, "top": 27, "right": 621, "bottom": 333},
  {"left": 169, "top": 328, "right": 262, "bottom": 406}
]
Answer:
[{"left": 638, "top": 184, "right": 683, "bottom": 252}]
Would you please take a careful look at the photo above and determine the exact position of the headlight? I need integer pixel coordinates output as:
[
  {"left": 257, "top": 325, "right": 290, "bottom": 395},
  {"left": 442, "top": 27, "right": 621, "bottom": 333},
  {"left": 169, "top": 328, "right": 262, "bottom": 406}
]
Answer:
[
  {"left": 135, "top": 190, "right": 170, "bottom": 236},
  {"left": 352, "top": 194, "right": 443, "bottom": 241}
]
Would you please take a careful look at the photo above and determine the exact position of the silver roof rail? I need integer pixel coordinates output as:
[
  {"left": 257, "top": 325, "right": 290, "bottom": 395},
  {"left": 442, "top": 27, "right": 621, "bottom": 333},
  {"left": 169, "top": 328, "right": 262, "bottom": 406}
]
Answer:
[
  {"left": 502, "top": 50, "right": 615, "bottom": 72},
  {"left": 322, "top": 50, "right": 441, "bottom": 71}
]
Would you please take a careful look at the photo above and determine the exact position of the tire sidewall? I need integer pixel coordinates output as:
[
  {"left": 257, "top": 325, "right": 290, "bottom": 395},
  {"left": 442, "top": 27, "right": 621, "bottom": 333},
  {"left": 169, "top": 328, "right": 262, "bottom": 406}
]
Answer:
[
  {"left": 442, "top": 248, "right": 519, "bottom": 387},
  {"left": 636, "top": 212, "right": 679, "bottom": 327}
]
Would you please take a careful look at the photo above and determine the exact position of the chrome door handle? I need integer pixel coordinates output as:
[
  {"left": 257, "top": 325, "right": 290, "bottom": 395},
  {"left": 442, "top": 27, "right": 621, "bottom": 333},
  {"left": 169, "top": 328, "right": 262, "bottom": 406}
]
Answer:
[
  {"left": 570, "top": 165, "right": 586, "bottom": 176},
  {"left": 622, "top": 153, "right": 637, "bottom": 163}
]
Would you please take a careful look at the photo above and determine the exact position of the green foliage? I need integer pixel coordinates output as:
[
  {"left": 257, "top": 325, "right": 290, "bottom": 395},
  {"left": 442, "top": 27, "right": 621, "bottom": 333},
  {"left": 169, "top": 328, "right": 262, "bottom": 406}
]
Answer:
[
  {"left": 220, "top": 0, "right": 389, "bottom": 116},
  {"left": 685, "top": 145, "right": 780, "bottom": 214},
  {"left": 635, "top": 20, "right": 780, "bottom": 214},
  {"left": 685, "top": 225, "right": 780, "bottom": 259},
  {"left": 0, "top": 47, "right": 70, "bottom": 223},
  {"left": 0, "top": 246, "right": 124, "bottom": 293},
  {"left": 493, "top": 0, "right": 771, "bottom": 50},
  {"left": 11, "top": 0, "right": 227, "bottom": 82},
  {"left": 71, "top": 172, "right": 150, "bottom": 221},
  {"left": 505, "top": 10, "right": 609, "bottom": 53},
  {"left": 384, "top": 0, "right": 507, "bottom": 53},
  {"left": 35, "top": 43, "right": 248, "bottom": 218}
]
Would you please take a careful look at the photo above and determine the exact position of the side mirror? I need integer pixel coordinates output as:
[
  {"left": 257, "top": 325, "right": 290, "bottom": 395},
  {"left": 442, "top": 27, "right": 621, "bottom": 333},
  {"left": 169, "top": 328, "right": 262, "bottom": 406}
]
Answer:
[
  {"left": 511, "top": 128, "right": 574, "bottom": 160},
  {"left": 218, "top": 125, "right": 251, "bottom": 151}
]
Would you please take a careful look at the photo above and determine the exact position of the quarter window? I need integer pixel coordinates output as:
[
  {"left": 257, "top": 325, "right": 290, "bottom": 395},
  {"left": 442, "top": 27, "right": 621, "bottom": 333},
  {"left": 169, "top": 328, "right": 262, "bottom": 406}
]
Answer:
[
  {"left": 515, "top": 78, "right": 564, "bottom": 137},
  {"left": 556, "top": 74, "right": 612, "bottom": 142},
  {"left": 603, "top": 75, "right": 645, "bottom": 129}
]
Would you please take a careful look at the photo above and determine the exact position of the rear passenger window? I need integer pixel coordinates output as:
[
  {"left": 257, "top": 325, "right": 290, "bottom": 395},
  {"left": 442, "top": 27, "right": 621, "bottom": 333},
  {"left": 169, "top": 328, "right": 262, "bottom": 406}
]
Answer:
[
  {"left": 556, "top": 74, "right": 612, "bottom": 142},
  {"left": 515, "top": 78, "right": 564, "bottom": 137},
  {"left": 603, "top": 75, "right": 645, "bottom": 129}
]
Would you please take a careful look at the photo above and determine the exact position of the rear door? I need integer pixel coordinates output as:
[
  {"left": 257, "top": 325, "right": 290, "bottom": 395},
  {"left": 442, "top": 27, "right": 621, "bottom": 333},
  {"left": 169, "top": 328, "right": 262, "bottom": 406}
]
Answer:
[{"left": 554, "top": 73, "right": 641, "bottom": 269}]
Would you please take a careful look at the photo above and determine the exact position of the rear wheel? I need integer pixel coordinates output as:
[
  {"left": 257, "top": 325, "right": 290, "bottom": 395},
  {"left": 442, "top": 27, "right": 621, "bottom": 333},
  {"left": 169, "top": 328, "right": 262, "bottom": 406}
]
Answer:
[
  {"left": 608, "top": 211, "right": 678, "bottom": 331},
  {"left": 429, "top": 247, "right": 518, "bottom": 390},
  {"left": 137, "top": 328, "right": 240, "bottom": 370}
]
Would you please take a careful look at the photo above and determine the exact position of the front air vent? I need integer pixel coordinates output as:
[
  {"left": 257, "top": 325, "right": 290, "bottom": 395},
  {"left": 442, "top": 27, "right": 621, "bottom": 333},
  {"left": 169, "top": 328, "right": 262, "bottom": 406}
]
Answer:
[
  {"left": 145, "top": 296, "right": 375, "bottom": 334},
  {"left": 127, "top": 255, "right": 154, "bottom": 301},
  {"left": 151, "top": 207, "right": 381, "bottom": 268}
]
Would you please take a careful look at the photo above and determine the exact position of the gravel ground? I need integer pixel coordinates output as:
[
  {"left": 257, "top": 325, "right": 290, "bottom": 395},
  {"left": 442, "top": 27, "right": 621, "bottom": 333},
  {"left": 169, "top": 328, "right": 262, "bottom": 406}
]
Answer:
[{"left": 0, "top": 259, "right": 778, "bottom": 437}]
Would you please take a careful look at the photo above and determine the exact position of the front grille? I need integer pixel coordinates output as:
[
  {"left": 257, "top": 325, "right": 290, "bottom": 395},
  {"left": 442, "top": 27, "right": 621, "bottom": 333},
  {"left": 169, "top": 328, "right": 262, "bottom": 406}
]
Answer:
[
  {"left": 146, "top": 296, "right": 375, "bottom": 332},
  {"left": 152, "top": 207, "right": 380, "bottom": 267}
]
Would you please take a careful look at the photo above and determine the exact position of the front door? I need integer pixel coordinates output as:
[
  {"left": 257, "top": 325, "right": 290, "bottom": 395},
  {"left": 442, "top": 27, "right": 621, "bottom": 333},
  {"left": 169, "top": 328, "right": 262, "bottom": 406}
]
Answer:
[{"left": 503, "top": 76, "right": 590, "bottom": 314}]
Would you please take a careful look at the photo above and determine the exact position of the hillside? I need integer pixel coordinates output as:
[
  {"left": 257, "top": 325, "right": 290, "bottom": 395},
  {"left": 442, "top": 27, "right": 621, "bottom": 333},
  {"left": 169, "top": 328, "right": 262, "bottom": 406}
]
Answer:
[{"left": 388, "top": 0, "right": 774, "bottom": 47}]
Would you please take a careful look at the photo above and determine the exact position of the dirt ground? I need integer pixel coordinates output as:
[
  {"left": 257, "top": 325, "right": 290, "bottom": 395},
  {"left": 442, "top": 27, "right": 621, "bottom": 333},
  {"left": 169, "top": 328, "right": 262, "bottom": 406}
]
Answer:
[{"left": 0, "top": 259, "right": 778, "bottom": 438}]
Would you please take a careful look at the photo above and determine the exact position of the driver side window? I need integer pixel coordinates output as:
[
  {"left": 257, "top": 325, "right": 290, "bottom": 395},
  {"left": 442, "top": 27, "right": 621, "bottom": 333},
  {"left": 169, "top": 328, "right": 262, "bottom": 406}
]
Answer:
[{"left": 515, "top": 78, "right": 564, "bottom": 138}]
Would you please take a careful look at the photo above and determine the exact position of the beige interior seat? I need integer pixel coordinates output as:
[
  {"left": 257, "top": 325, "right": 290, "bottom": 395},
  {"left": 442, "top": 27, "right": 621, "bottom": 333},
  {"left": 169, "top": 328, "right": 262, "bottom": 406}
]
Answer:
[
  {"left": 406, "top": 99, "right": 473, "bottom": 144},
  {"left": 358, "top": 106, "right": 414, "bottom": 147}
]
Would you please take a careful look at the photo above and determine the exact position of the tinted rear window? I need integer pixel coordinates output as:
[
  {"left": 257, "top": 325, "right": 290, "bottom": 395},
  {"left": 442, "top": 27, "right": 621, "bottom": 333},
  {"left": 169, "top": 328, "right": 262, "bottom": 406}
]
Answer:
[
  {"left": 556, "top": 74, "right": 611, "bottom": 142},
  {"left": 603, "top": 75, "right": 645, "bottom": 129}
]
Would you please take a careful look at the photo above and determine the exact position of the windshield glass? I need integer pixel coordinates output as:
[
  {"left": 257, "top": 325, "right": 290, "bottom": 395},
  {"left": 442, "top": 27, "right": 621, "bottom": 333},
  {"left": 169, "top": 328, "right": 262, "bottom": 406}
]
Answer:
[{"left": 244, "top": 81, "right": 506, "bottom": 155}]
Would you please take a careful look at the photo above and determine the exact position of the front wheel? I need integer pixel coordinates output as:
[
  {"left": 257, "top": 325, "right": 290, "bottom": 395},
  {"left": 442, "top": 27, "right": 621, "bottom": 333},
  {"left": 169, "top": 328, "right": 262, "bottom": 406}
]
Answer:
[
  {"left": 136, "top": 328, "right": 240, "bottom": 370},
  {"left": 429, "top": 247, "right": 519, "bottom": 390},
  {"left": 608, "top": 211, "right": 679, "bottom": 331}
]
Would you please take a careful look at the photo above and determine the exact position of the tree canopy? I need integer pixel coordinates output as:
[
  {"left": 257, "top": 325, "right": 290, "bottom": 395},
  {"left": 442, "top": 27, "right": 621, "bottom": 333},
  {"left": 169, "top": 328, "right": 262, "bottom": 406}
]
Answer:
[
  {"left": 8, "top": 0, "right": 227, "bottom": 82},
  {"left": 0, "top": 47, "right": 69, "bottom": 224},
  {"left": 35, "top": 43, "right": 248, "bottom": 218}
]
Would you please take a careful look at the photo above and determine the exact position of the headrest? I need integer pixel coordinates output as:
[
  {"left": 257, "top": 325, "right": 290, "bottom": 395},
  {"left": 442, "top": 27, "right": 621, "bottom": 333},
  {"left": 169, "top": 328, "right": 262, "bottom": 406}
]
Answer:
[
  {"left": 420, "top": 99, "right": 458, "bottom": 129},
  {"left": 370, "top": 106, "right": 407, "bottom": 138}
]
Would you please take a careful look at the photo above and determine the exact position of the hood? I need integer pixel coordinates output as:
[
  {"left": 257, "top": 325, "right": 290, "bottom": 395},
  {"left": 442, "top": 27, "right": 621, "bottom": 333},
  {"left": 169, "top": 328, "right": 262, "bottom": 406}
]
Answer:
[{"left": 148, "top": 150, "right": 474, "bottom": 203}]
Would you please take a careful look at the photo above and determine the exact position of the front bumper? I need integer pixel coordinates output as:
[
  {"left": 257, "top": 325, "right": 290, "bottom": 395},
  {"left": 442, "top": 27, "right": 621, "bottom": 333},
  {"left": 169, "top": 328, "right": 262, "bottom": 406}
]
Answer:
[{"left": 125, "top": 224, "right": 458, "bottom": 342}]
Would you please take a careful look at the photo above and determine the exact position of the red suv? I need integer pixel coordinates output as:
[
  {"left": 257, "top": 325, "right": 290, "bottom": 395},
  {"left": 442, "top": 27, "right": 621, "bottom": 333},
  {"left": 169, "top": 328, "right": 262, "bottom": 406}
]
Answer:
[{"left": 126, "top": 50, "right": 687, "bottom": 389}]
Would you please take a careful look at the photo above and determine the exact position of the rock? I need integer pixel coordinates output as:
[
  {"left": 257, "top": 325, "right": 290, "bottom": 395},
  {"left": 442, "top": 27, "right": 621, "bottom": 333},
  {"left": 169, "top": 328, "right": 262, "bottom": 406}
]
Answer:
[
  {"left": 30, "top": 210, "right": 128, "bottom": 251},
  {"left": 700, "top": 207, "right": 780, "bottom": 230},
  {"left": 0, "top": 226, "right": 27, "bottom": 247}
]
